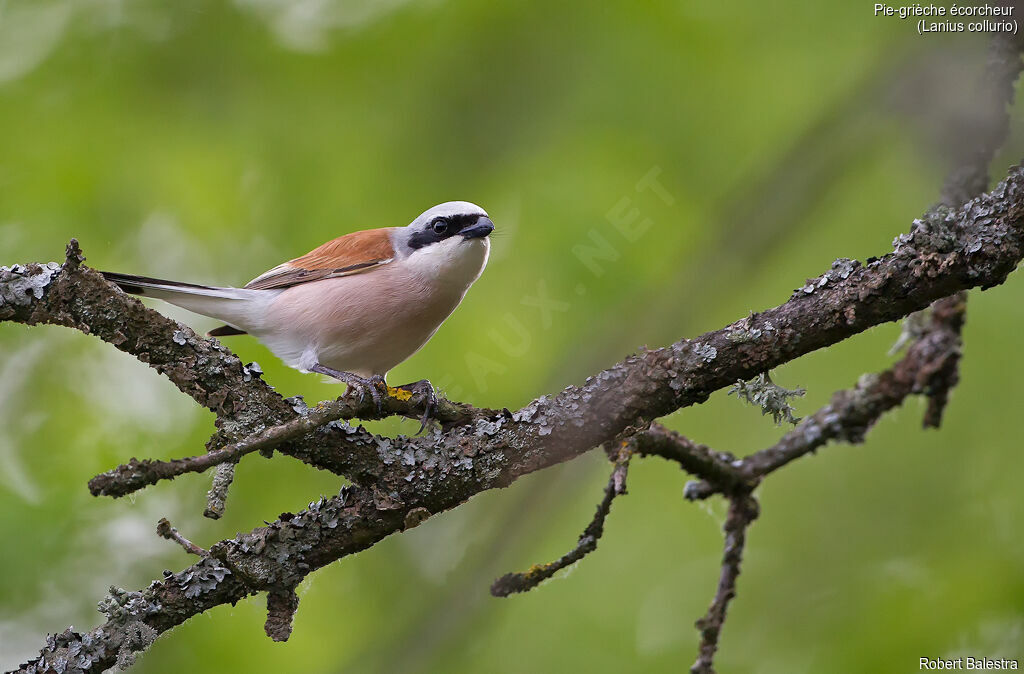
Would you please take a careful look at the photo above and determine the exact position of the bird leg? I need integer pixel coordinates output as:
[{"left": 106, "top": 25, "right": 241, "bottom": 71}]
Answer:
[
  {"left": 392, "top": 379, "right": 438, "bottom": 434},
  {"left": 311, "top": 364, "right": 386, "bottom": 414}
]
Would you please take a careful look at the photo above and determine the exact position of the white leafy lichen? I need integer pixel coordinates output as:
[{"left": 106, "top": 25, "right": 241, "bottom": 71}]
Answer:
[
  {"left": 729, "top": 372, "right": 805, "bottom": 426},
  {"left": 0, "top": 262, "right": 61, "bottom": 313}
]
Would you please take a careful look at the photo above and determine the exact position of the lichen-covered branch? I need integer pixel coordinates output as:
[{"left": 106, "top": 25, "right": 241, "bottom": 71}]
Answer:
[
  {"left": 922, "top": 31, "right": 1023, "bottom": 426},
  {"left": 16, "top": 156, "right": 1024, "bottom": 504},
  {"left": 681, "top": 291, "right": 966, "bottom": 501},
  {"left": 629, "top": 294, "right": 964, "bottom": 504},
  {"left": 6, "top": 160, "right": 1024, "bottom": 501},
  {"left": 89, "top": 387, "right": 487, "bottom": 499},
  {"left": 676, "top": 36, "right": 1023, "bottom": 673}
]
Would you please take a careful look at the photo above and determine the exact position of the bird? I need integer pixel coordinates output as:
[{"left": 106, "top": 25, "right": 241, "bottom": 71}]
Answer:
[{"left": 102, "top": 201, "right": 495, "bottom": 428}]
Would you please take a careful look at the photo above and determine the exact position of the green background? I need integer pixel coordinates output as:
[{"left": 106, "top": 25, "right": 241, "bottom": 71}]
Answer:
[{"left": 1, "top": 2, "right": 1022, "bottom": 672}]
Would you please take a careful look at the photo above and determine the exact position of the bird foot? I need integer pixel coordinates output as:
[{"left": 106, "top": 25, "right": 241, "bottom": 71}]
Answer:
[
  {"left": 311, "top": 364, "right": 387, "bottom": 415},
  {"left": 392, "top": 379, "right": 438, "bottom": 434}
]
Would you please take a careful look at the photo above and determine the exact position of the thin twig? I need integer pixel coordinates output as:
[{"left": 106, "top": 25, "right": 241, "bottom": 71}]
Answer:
[
  {"left": 156, "top": 518, "right": 208, "bottom": 557},
  {"left": 90, "top": 400, "right": 358, "bottom": 498},
  {"left": 491, "top": 448, "right": 631, "bottom": 597},
  {"left": 89, "top": 391, "right": 483, "bottom": 499},
  {"left": 629, "top": 423, "right": 750, "bottom": 496},
  {"left": 919, "top": 293, "right": 967, "bottom": 428},
  {"left": 690, "top": 494, "right": 759, "bottom": 674}
]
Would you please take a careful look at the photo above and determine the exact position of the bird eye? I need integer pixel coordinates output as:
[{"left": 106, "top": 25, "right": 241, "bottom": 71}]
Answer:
[{"left": 432, "top": 218, "right": 449, "bottom": 234}]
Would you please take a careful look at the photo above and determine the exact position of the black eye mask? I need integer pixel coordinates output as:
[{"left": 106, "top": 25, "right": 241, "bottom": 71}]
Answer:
[{"left": 407, "top": 213, "right": 484, "bottom": 250}]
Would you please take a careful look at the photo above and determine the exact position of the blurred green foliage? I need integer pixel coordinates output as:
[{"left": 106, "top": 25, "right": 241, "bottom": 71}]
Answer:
[{"left": 1, "top": 1, "right": 1023, "bottom": 672}]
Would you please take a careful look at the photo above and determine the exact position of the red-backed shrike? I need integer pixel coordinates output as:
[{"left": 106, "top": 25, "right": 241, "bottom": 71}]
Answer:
[{"left": 103, "top": 201, "right": 494, "bottom": 425}]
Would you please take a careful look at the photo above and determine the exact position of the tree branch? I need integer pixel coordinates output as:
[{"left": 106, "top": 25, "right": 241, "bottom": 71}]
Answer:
[
  {"left": 8, "top": 159, "right": 1024, "bottom": 496},
  {"left": 88, "top": 388, "right": 487, "bottom": 498},
  {"left": 923, "top": 30, "right": 1023, "bottom": 427},
  {"left": 681, "top": 291, "right": 966, "bottom": 501}
]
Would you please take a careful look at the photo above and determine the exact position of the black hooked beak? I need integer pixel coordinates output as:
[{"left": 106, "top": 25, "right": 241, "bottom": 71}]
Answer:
[{"left": 460, "top": 216, "right": 494, "bottom": 240}]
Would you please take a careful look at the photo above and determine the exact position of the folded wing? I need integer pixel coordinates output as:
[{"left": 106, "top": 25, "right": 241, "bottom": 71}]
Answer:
[{"left": 244, "top": 228, "right": 397, "bottom": 290}]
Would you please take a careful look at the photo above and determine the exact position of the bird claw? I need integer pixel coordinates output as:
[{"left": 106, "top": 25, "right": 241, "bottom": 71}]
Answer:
[
  {"left": 311, "top": 364, "right": 387, "bottom": 416},
  {"left": 311, "top": 365, "right": 435, "bottom": 426},
  {"left": 395, "top": 379, "right": 438, "bottom": 434},
  {"left": 366, "top": 375, "right": 386, "bottom": 415}
]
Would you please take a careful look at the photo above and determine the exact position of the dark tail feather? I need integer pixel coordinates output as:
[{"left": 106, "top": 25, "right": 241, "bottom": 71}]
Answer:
[
  {"left": 102, "top": 273, "right": 250, "bottom": 337},
  {"left": 208, "top": 325, "right": 248, "bottom": 337},
  {"left": 101, "top": 271, "right": 221, "bottom": 296}
]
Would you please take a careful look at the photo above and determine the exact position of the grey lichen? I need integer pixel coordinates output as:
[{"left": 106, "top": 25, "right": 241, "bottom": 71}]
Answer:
[
  {"left": 830, "top": 257, "right": 858, "bottom": 279},
  {"left": 683, "top": 480, "right": 707, "bottom": 501},
  {"left": 512, "top": 395, "right": 549, "bottom": 423},
  {"left": 97, "top": 586, "right": 161, "bottom": 624},
  {"left": 727, "top": 326, "right": 761, "bottom": 343},
  {"left": 242, "top": 361, "right": 263, "bottom": 382},
  {"left": 204, "top": 463, "right": 236, "bottom": 520},
  {"left": 692, "top": 342, "right": 718, "bottom": 363},
  {"left": 98, "top": 587, "right": 160, "bottom": 670},
  {"left": 285, "top": 395, "right": 309, "bottom": 415},
  {"left": 895, "top": 207, "right": 961, "bottom": 256},
  {"left": 729, "top": 373, "right": 805, "bottom": 425},
  {"left": 114, "top": 621, "right": 158, "bottom": 670},
  {"left": 473, "top": 416, "right": 506, "bottom": 436},
  {"left": 16, "top": 587, "right": 162, "bottom": 674},
  {"left": 174, "top": 556, "right": 232, "bottom": 598},
  {"left": 796, "top": 278, "right": 819, "bottom": 295},
  {"left": 20, "top": 627, "right": 107, "bottom": 674},
  {"left": 0, "top": 262, "right": 61, "bottom": 317},
  {"left": 511, "top": 394, "right": 558, "bottom": 436},
  {"left": 726, "top": 314, "right": 777, "bottom": 344},
  {"left": 286, "top": 495, "right": 346, "bottom": 531},
  {"left": 375, "top": 436, "right": 399, "bottom": 465},
  {"left": 793, "top": 258, "right": 861, "bottom": 298},
  {"left": 325, "top": 418, "right": 360, "bottom": 434}
]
